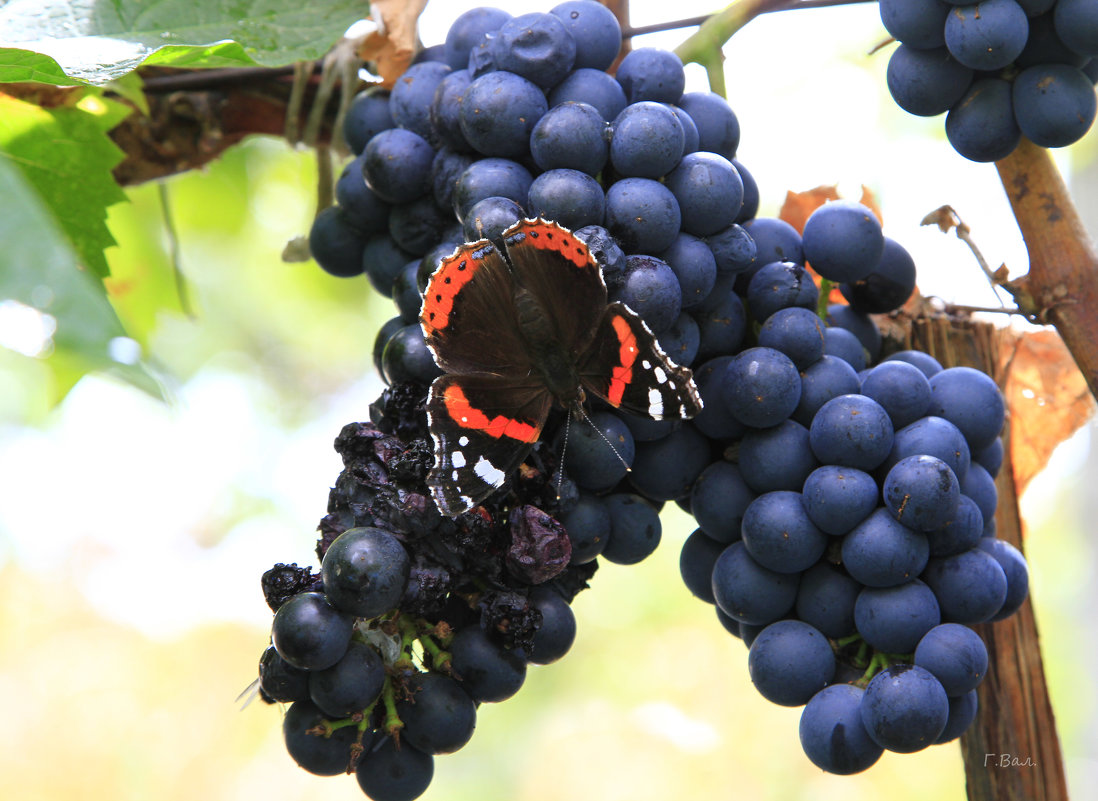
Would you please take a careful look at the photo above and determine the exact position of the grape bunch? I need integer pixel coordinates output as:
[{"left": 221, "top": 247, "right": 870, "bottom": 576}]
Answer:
[
  {"left": 879, "top": 0, "right": 1098, "bottom": 161},
  {"left": 259, "top": 2, "right": 1030, "bottom": 796}
]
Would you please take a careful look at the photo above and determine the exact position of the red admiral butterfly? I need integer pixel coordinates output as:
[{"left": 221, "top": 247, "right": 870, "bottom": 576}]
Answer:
[{"left": 420, "top": 219, "right": 703, "bottom": 517}]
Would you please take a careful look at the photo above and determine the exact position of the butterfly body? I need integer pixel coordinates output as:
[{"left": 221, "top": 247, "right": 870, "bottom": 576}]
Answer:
[{"left": 420, "top": 219, "right": 702, "bottom": 517}]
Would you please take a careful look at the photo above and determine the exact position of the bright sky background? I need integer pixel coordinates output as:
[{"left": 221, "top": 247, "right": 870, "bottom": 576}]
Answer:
[{"left": 0, "top": 1, "right": 1096, "bottom": 799}]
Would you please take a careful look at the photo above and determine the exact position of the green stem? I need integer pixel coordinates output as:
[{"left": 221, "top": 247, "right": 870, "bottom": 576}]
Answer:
[
  {"left": 674, "top": 0, "right": 785, "bottom": 77},
  {"left": 381, "top": 679, "right": 403, "bottom": 738},
  {"left": 834, "top": 632, "right": 862, "bottom": 649},
  {"left": 817, "top": 278, "right": 834, "bottom": 318},
  {"left": 419, "top": 635, "right": 452, "bottom": 673}
]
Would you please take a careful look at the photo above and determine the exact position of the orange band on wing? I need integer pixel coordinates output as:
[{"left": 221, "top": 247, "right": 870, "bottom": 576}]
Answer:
[
  {"left": 507, "top": 220, "right": 595, "bottom": 270},
  {"left": 421, "top": 251, "right": 481, "bottom": 335},
  {"left": 443, "top": 384, "right": 540, "bottom": 443},
  {"left": 607, "top": 314, "right": 639, "bottom": 405}
]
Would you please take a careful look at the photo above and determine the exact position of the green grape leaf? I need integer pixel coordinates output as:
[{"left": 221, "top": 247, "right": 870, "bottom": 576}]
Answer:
[
  {"left": 0, "top": 154, "right": 163, "bottom": 402},
  {"left": 0, "top": 93, "right": 129, "bottom": 279},
  {"left": 0, "top": 0, "right": 368, "bottom": 85}
]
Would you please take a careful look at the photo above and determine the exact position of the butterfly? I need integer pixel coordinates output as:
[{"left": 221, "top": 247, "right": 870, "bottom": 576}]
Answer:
[{"left": 420, "top": 218, "right": 702, "bottom": 517}]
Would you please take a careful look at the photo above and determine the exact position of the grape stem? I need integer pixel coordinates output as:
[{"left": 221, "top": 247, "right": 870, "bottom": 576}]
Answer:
[
  {"left": 816, "top": 278, "right": 834, "bottom": 318},
  {"left": 920, "top": 205, "right": 1014, "bottom": 310},
  {"left": 381, "top": 678, "right": 403, "bottom": 739}
]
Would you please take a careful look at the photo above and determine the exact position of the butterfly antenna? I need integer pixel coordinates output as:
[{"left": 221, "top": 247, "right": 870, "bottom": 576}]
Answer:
[
  {"left": 236, "top": 677, "right": 261, "bottom": 710},
  {"left": 556, "top": 408, "right": 573, "bottom": 501},
  {"left": 571, "top": 403, "right": 632, "bottom": 471}
]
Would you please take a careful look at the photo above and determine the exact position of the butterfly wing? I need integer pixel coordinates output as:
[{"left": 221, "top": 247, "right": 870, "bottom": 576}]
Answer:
[
  {"left": 421, "top": 239, "right": 532, "bottom": 376},
  {"left": 577, "top": 302, "right": 703, "bottom": 420},
  {"left": 501, "top": 219, "right": 608, "bottom": 355},
  {"left": 425, "top": 373, "right": 554, "bottom": 516}
]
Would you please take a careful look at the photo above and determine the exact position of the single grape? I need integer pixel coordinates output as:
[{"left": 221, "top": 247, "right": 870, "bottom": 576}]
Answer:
[
  {"left": 748, "top": 620, "right": 836, "bottom": 706},
  {"left": 800, "top": 684, "right": 884, "bottom": 774},
  {"left": 860, "top": 664, "right": 949, "bottom": 752}
]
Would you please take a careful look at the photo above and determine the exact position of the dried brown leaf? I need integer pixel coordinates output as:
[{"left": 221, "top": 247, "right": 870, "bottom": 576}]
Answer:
[
  {"left": 778, "top": 185, "right": 840, "bottom": 234},
  {"left": 358, "top": 0, "right": 429, "bottom": 87},
  {"left": 999, "top": 328, "right": 1097, "bottom": 495}
]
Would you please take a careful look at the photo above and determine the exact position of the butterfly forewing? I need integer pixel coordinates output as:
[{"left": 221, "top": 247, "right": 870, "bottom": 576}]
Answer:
[
  {"left": 421, "top": 240, "right": 533, "bottom": 376},
  {"left": 501, "top": 219, "right": 608, "bottom": 356},
  {"left": 578, "top": 302, "right": 703, "bottom": 420},
  {"left": 425, "top": 373, "right": 554, "bottom": 516}
]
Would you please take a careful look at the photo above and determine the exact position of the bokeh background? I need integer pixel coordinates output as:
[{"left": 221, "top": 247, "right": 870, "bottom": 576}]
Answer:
[{"left": 1, "top": 1, "right": 1096, "bottom": 799}]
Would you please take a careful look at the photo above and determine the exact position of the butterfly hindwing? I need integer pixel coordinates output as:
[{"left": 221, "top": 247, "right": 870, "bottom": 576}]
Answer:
[
  {"left": 501, "top": 219, "right": 608, "bottom": 356},
  {"left": 578, "top": 302, "right": 703, "bottom": 420},
  {"left": 421, "top": 239, "right": 532, "bottom": 376},
  {"left": 425, "top": 373, "right": 554, "bottom": 516}
]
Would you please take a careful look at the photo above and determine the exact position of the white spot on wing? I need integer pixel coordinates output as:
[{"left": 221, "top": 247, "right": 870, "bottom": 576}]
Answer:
[
  {"left": 459, "top": 436, "right": 469, "bottom": 446},
  {"left": 642, "top": 359, "right": 652, "bottom": 369},
  {"left": 451, "top": 451, "right": 466, "bottom": 468},
  {"left": 654, "top": 366, "right": 667, "bottom": 384},
  {"left": 648, "top": 388, "right": 663, "bottom": 416},
  {"left": 474, "top": 455, "right": 506, "bottom": 486}
]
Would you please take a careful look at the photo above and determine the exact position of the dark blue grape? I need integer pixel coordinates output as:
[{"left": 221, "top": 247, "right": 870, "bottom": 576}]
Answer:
[
  {"left": 259, "top": 645, "right": 309, "bottom": 703},
  {"left": 1054, "top": 0, "right": 1098, "bottom": 56},
  {"left": 322, "top": 526, "right": 411, "bottom": 619},
  {"left": 343, "top": 88, "right": 394, "bottom": 156},
  {"left": 443, "top": 7, "right": 512, "bottom": 70},
  {"left": 842, "top": 507, "right": 931, "bottom": 587},
  {"left": 356, "top": 735, "right": 434, "bottom": 801},
  {"left": 391, "top": 260, "right": 421, "bottom": 324},
  {"left": 739, "top": 419, "right": 819, "bottom": 494},
  {"left": 746, "top": 261, "right": 819, "bottom": 323},
  {"left": 792, "top": 354, "right": 861, "bottom": 427},
  {"left": 604, "top": 178, "right": 682, "bottom": 254},
  {"left": 840, "top": 236, "right": 917, "bottom": 314},
  {"left": 601, "top": 493, "right": 662, "bottom": 564},
  {"left": 796, "top": 561, "right": 861, "bottom": 638},
  {"left": 1016, "top": 12, "right": 1089, "bottom": 68},
  {"left": 309, "top": 641, "right": 386, "bottom": 718},
  {"left": 914, "top": 622, "right": 988, "bottom": 696},
  {"left": 883, "top": 349, "right": 942, "bottom": 378},
  {"left": 391, "top": 61, "right": 452, "bottom": 143},
  {"left": 271, "top": 592, "right": 353, "bottom": 671},
  {"left": 658, "top": 312, "right": 701, "bottom": 367},
  {"left": 935, "top": 689, "right": 979, "bottom": 744},
  {"left": 975, "top": 437, "right": 1003, "bottom": 479},
  {"left": 665, "top": 152, "right": 743, "bottom": 237},
  {"left": 466, "top": 35, "right": 495, "bottom": 79},
  {"left": 550, "top": 0, "right": 622, "bottom": 70},
  {"left": 283, "top": 700, "right": 358, "bottom": 775},
  {"left": 671, "top": 105, "right": 700, "bottom": 155},
  {"left": 397, "top": 672, "right": 477, "bottom": 754},
  {"left": 887, "top": 45, "right": 974, "bottom": 117},
  {"left": 559, "top": 492, "right": 609, "bottom": 563},
  {"left": 725, "top": 347, "right": 802, "bottom": 429},
  {"left": 705, "top": 222, "right": 757, "bottom": 276},
  {"left": 690, "top": 355, "right": 746, "bottom": 440},
  {"left": 680, "top": 528, "right": 726, "bottom": 603},
  {"left": 800, "top": 684, "right": 883, "bottom": 774},
  {"left": 451, "top": 157, "right": 534, "bottom": 223},
  {"left": 373, "top": 316, "right": 404, "bottom": 378},
  {"left": 861, "top": 664, "right": 949, "bottom": 752},
  {"left": 460, "top": 71, "right": 547, "bottom": 158},
  {"left": 336, "top": 155, "right": 390, "bottom": 235},
  {"left": 463, "top": 196, "right": 524, "bottom": 243},
  {"left": 854, "top": 580, "right": 941, "bottom": 653},
  {"left": 711, "top": 541, "right": 800, "bottom": 625},
  {"left": 928, "top": 366, "right": 1006, "bottom": 452},
  {"left": 678, "top": 91, "right": 740, "bottom": 159},
  {"left": 743, "top": 217, "right": 803, "bottom": 265},
  {"left": 417, "top": 236, "right": 464, "bottom": 291},
  {"left": 976, "top": 538, "right": 1029, "bottom": 620},
  {"left": 758, "top": 307, "right": 825, "bottom": 370},
  {"left": 490, "top": 12, "right": 576, "bottom": 89},
  {"left": 886, "top": 415, "right": 971, "bottom": 482},
  {"left": 529, "top": 101, "right": 609, "bottom": 176},
  {"left": 363, "top": 234, "right": 415, "bottom": 295},
  {"left": 615, "top": 47, "right": 685, "bottom": 103},
  {"left": 693, "top": 280, "right": 749, "bottom": 363},
  {"left": 610, "top": 254, "right": 682, "bottom": 334},
  {"left": 547, "top": 68, "right": 628, "bottom": 121},
  {"left": 945, "top": 78, "right": 1021, "bottom": 162},
  {"left": 1014, "top": 63, "right": 1097, "bottom": 148},
  {"left": 810, "top": 394, "right": 894, "bottom": 471},
  {"left": 382, "top": 324, "right": 442, "bottom": 385},
  {"left": 430, "top": 69, "right": 474, "bottom": 153},
  {"left": 364, "top": 129, "right": 434, "bottom": 205},
  {"left": 527, "top": 585, "right": 578, "bottom": 664},
  {"left": 690, "top": 460, "right": 756, "bottom": 543},
  {"left": 922, "top": 547, "right": 1008, "bottom": 623},
  {"left": 527, "top": 168, "right": 605, "bottom": 229},
  {"left": 732, "top": 159, "right": 759, "bottom": 222},
  {"left": 629, "top": 425, "right": 709, "bottom": 501},
  {"left": 413, "top": 44, "right": 447, "bottom": 65},
  {"left": 802, "top": 464, "right": 879, "bottom": 537},
  {"left": 431, "top": 147, "right": 474, "bottom": 210},
  {"left": 716, "top": 606, "right": 742, "bottom": 637},
  {"left": 449, "top": 625, "right": 526, "bottom": 702},
  {"left": 883, "top": 454, "right": 960, "bottom": 532},
  {"left": 574, "top": 224, "right": 625, "bottom": 277},
  {"left": 748, "top": 620, "right": 835, "bottom": 706},
  {"left": 927, "top": 494, "right": 984, "bottom": 557},
  {"left": 823, "top": 326, "right": 867, "bottom": 372},
  {"left": 803, "top": 201, "right": 885, "bottom": 283},
  {"left": 660, "top": 234, "right": 717, "bottom": 311},
  {"left": 564, "top": 410, "right": 634, "bottom": 492},
  {"left": 609, "top": 101, "right": 684, "bottom": 179},
  {"left": 388, "top": 196, "right": 451, "bottom": 256},
  {"left": 879, "top": 0, "right": 951, "bottom": 48},
  {"left": 741, "top": 491, "right": 829, "bottom": 574},
  {"left": 961, "top": 462, "right": 998, "bottom": 525},
  {"left": 309, "top": 206, "right": 368, "bottom": 278},
  {"left": 944, "top": 0, "right": 1029, "bottom": 70},
  {"left": 859, "top": 360, "right": 932, "bottom": 430}
]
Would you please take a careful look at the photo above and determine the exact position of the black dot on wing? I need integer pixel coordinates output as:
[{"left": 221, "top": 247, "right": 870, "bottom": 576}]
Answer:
[
  {"left": 458, "top": 261, "right": 467, "bottom": 271},
  {"left": 444, "top": 276, "right": 451, "bottom": 283},
  {"left": 435, "top": 294, "right": 442, "bottom": 301}
]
